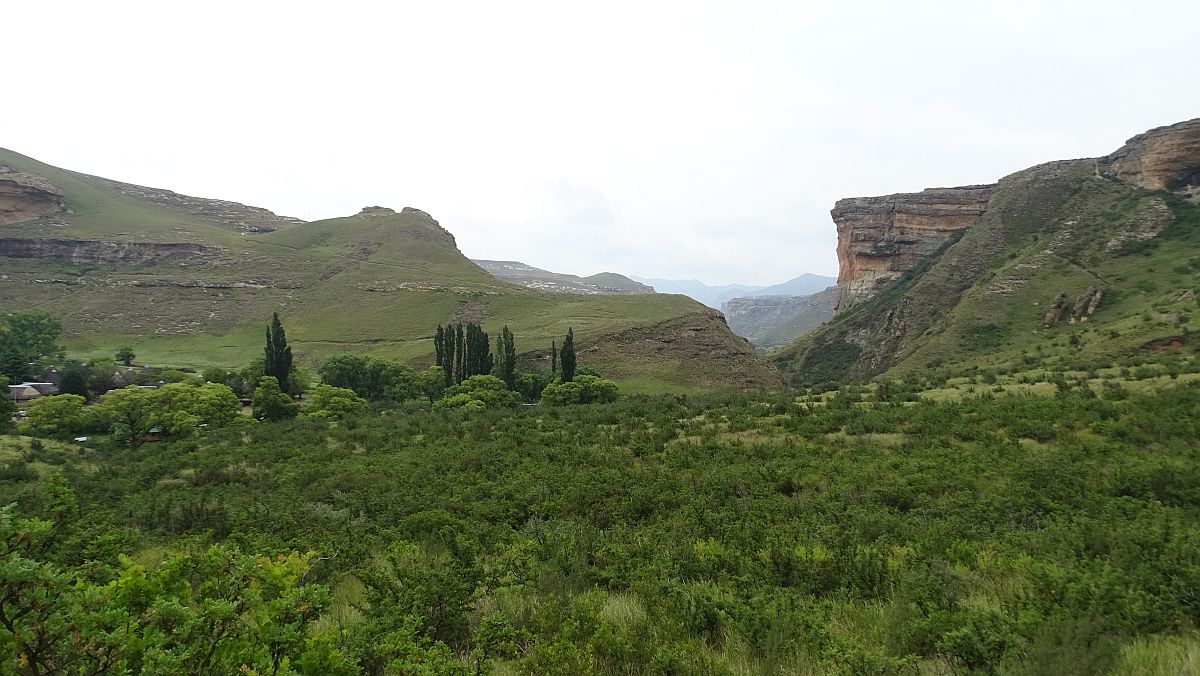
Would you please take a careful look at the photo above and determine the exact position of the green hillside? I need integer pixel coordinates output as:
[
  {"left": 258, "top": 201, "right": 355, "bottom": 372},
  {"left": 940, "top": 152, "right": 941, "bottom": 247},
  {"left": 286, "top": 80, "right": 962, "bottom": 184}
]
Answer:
[
  {"left": 777, "top": 121, "right": 1200, "bottom": 387},
  {"left": 0, "top": 148, "right": 780, "bottom": 393}
]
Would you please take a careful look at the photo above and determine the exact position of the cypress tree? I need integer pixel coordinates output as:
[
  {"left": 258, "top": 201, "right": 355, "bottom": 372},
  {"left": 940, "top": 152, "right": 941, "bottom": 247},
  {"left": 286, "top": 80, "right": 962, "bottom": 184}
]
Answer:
[
  {"left": 454, "top": 324, "right": 465, "bottom": 384},
  {"left": 551, "top": 340, "right": 557, "bottom": 376},
  {"left": 434, "top": 325, "right": 445, "bottom": 367},
  {"left": 264, "top": 312, "right": 293, "bottom": 392},
  {"left": 443, "top": 326, "right": 456, "bottom": 386},
  {"left": 560, "top": 327, "right": 576, "bottom": 382},
  {"left": 499, "top": 326, "right": 517, "bottom": 389}
]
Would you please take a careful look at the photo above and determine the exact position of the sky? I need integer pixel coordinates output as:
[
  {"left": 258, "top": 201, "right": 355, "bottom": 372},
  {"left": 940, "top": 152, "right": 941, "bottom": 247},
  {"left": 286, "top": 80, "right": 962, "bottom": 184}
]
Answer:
[{"left": 5, "top": 1, "right": 1199, "bottom": 285}]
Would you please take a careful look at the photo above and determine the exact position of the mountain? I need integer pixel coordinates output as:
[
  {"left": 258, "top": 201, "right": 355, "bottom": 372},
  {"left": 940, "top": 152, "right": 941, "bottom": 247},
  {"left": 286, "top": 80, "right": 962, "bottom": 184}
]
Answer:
[
  {"left": 471, "top": 260, "right": 654, "bottom": 295},
  {"left": 633, "top": 273, "right": 836, "bottom": 309},
  {"left": 0, "top": 148, "right": 782, "bottom": 393},
  {"left": 722, "top": 287, "right": 836, "bottom": 350},
  {"left": 776, "top": 118, "right": 1200, "bottom": 386},
  {"left": 746, "top": 273, "right": 837, "bottom": 297},
  {"left": 629, "top": 277, "right": 763, "bottom": 308}
]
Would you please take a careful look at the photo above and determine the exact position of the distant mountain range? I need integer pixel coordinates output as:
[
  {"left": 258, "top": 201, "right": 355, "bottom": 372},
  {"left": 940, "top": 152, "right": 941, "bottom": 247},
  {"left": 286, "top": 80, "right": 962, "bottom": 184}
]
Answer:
[
  {"left": 471, "top": 260, "right": 654, "bottom": 295},
  {"left": 630, "top": 273, "right": 836, "bottom": 308}
]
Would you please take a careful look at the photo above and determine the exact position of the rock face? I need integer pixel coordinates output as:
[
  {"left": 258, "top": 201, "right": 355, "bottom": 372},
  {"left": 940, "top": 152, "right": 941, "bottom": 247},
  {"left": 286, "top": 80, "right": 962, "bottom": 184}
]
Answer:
[
  {"left": 0, "top": 167, "right": 66, "bottom": 225},
  {"left": 831, "top": 185, "right": 995, "bottom": 313},
  {"left": 1100, "top": 118, "right": 1200, "bottom": 200},
  {"left": 722, "top": 287, "right": 836, "bottom": 350},
  {"left": 0, "top": 238, "right": 224, "bottom": 265}
]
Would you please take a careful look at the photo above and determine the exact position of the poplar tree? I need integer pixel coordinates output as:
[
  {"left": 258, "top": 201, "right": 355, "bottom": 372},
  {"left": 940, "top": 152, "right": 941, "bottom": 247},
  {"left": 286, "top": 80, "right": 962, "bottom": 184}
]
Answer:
[
  {"left": 454, "top": 324, "right": 465, "bottom": 384},
  {"left": 551, "top": 340, "right": 557, "bottom": 376},
  {"left": 443, "top": 326, "right": 456, "bottom": 386},
  {"left": 498, "top": 325, "right": 517, "bottom": 389},
  {"left": 560, "top": 328, "right": 576, "bottom": 382},
  {"left": 434, "top": 325, "right": 445, "bottom": 367},
  {"left": 264, "top": 313, "right": 293, "bottom": 392}
]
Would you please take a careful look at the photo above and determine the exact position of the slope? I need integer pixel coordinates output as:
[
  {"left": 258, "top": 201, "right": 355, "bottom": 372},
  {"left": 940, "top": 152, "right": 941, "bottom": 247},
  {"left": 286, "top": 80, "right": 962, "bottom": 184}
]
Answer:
[
  {"left": 776, "top": 119, "right": 1200, "bottom": 386},
  {"left": 472, "top": 260, "right": 654, "bottom": 295},
  {"left": 0, "top": 149, "right": 780, "bottom": 393}
]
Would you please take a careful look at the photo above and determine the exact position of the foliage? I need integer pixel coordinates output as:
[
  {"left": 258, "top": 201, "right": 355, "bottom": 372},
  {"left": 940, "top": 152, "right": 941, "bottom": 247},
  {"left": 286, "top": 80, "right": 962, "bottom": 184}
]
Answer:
[
  {"left": 0, "top": 377, "right": 12, "bottom": 433},
  {"left": 497, "top": 325, "right": 517, "bottom": 389},
  {"left": 433, "top": 375, "right": 520, "bottom": 410},
  {"left": 540, "top": 375, "right": 620, "bottom": 406},
  {"left": 96, "top": 382, "right": 242, "bottom": 442},
  {"left": 20, "top": 395, "right": 92, "bottom": 437},
  {"left": 561, "top": 327, "right": 577, "bottom": 382},
  {"left": 252, "top": 376, "right": 299, "bottom": 421},
  {"left": 57, "top": 362, "right": 90, "bottom": 398},
  {"left": 5, "top": 375, "right": 1200, "bottom": 673},
  {"left": 114, "top": 345, "right": 136, "bottom": 367},
  {"left": 265, "top": 313, "right": 293, "bottom": 393},
  {"left": 0, "top": 311, "right": 63, "bottom": 381},
  {"left": 303, "top": 384, "right": 369, "bottom": 422},
  {"left": 318, "top": 354, "right": 417, "bottom": 403}
]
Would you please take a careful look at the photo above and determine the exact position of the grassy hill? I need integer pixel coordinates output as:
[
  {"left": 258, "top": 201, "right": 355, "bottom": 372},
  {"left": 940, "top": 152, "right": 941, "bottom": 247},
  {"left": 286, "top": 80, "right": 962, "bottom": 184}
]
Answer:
[
  {"left": 777, "top": 121, "right": 1200, "bottom": 387},
  {"left": 0, "top": 148, "right": 779, "bottom": 393}
]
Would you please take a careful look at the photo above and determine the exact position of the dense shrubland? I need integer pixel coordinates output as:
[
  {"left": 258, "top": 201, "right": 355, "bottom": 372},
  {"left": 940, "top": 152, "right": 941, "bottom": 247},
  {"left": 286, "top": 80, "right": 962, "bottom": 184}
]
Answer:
[{"left": 3, "top": 375, "right": 1200, "bottom": 673}]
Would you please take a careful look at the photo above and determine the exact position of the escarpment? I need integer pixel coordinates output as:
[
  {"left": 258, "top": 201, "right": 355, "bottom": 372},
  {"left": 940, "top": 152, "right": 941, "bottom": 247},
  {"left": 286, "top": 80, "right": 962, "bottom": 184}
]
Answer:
[
  {"left": 0, "top": 238, "right": 225, "bottom": 265},
  {"left": 831, "top": 185, "right": 995, "bottom": 313},
  {"left": 0, "top": 166, "right": 66, "bottom": 224},
  {"left": 1100, "top": 118, "right": 1200, "bottom": 200}
]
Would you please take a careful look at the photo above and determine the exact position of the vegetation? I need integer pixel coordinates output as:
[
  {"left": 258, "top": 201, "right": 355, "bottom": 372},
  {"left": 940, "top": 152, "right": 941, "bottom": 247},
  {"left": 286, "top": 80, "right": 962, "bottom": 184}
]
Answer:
[
  {"left": 3, "top": 366, "right": 1200, "bottom": 673},
  {"left": 561, "top": 327, "right": 577, "bottom": 382},
  {"left": 0, "top": 311, "right": 63, "bottom": 381},
  {"left": 265, "top": 313, "right": 294, "bottom": 393}
]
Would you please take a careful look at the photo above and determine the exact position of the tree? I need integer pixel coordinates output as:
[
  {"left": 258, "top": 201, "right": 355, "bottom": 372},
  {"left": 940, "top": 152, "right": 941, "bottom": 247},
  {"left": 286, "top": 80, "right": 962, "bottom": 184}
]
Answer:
[
  {"left": 416, "top": 366, "right": 447, "bottom": 403},
  {"left": 264, "top": 313, "right": 293, "bottom": 393},
  {"left": 454, "top": 324, "right": 466, "bottom": 385},
  {"left": 303, "top": 384, "right": 369, "bottom": 421},
  {"left": 540, "top": 375, "right": 619, "bottom": 406},
  {"left": 22, "top": 395, "right": 90, "bottom": 436},
  {"left": 433, "top": 375, "right": 520, "bottom": 410},
  {"left": 560, "top": 328, "right": 577, "bottom": 382},
  {"left": 434, "top": 325, "right": 445, "bottom": 367},
  {"left": 252, "top": 376, "right": 299, "bottom": 421},
  {"left": 319, "top": 354, "right": 418, "bottom": 402},
  {"left": 443, "top": 325, "right": 456, "bottom": 387},
  {"left": 0, "top": 376, "right": 14, "bottom": 433},
  {"left": 551, "top": 340, "right": 557, "bottom": 376},
  {"left": 115, "top": 345, "right": 136, "bottom": 366},
  {"left": 57, "top": 362, "right": 90, "bottom": 399},
  {"left": 497, "top": 326, "right": 517, "bottom": 389},
  {"left": 97, "top": 382, "right": 241, "bottom": 442},
  {"left": 0, "top": 310, "right": 64, "bottom": 381}
]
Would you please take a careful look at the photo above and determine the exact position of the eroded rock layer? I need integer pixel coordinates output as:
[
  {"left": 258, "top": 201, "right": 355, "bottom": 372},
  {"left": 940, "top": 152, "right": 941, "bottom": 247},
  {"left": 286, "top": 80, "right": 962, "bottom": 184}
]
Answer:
[
  {"left": 0, "top": 167, "right": 65, "bottom": 225},
  {"left": 1100, "top": 118, "right": 1200, "bottom": 200},
  {"left": 831, "top": 184, "right": 995, "bottom": 313}
]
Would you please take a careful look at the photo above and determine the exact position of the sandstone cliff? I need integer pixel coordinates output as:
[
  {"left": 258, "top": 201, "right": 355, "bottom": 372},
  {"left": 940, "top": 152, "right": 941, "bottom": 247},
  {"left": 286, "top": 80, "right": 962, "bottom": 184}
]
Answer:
[
  {"left": 0, "top": 166, "right": 66, "bottom": 225},
  {"left": 831, "top": 185, "right": 994, "bottom": 313},
  {"left": 1099, "top": 118, "right": 1200, "bottom": 200}
]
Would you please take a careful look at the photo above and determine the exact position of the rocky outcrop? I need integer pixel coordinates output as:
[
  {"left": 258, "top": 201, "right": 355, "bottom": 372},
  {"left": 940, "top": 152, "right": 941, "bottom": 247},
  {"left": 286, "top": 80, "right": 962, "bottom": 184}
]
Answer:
[
  {"left": 0, "top": 237, "right": 224, "bottom": 265},
  {"left": 831, "top": 185, "right": 995, "bottom": 313},
  {"left": 473, "top": 260, "right": 655, "bottom": 295},
  {"left": 1100, "top": 118, "right": 1200, "bottom": 200},
  {"left": 722, "top": 287, "right": 836, "bottom": 350},
  {"left": 0, "top": 167, "right": 66, "bottom": 225}
]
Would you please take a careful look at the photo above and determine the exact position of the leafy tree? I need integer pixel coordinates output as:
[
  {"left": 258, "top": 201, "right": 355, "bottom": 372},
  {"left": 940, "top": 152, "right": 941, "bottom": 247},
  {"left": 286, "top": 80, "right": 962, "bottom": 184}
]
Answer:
[
  {"left": 497, "top": 326, "right": 517, "bottom": 389},
  {"left": 319, "top": 354, "right": 418, "bottom": 402},
  {"left": 21, "top": 394, "right": 91, "bottom": 436},
  {"left": 560, "top": 327, "right": 577, "bottom": 382},
  {"left": 57, "top": 362, "right": 90, "bottom": 399},
  {"left": 304, "top": 384, "right": 369, "bottom": 421},
  {"left": 433, "top": 375, "right": 520, "bottom": 410},
  {"left": 0, "top": 310, "right": 63, "bottom": 381},
  {"left": 264, "top": 312, "right": 293, "bottom": 392},
  {"left": 540, "top": 375, "right": 619, "bottom": 406},
  {"left": 96, "top": 382, "right": 241, "bottom": 442},
  {"left": 252, "top": 376, "right": 298, "bottom": 421},
  {"left": 114, "top": 345, "right": 136, "bottom": 366},
  {"left": 416, "top": 366, "right": 447, "bottom": 403}
]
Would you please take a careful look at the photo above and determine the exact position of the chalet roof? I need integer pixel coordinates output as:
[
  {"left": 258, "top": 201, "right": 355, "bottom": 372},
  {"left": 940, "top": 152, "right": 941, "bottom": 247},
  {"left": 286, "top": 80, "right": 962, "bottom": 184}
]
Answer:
[{"left": 7, "top": 385, "right": 41, "bottom": 401}]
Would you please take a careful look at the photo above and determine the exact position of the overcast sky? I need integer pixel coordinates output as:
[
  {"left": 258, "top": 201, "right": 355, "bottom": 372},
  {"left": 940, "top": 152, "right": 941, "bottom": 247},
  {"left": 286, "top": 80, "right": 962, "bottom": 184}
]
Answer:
[{"left": 6, "top": 1, "right": 1198, "bottom": 285}]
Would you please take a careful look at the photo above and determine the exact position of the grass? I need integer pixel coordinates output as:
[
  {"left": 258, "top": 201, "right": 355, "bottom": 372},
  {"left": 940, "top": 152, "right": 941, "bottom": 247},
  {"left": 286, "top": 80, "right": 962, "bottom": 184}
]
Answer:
[{"left": 1, "top": 148, "right": 777, "bottom": 394}]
